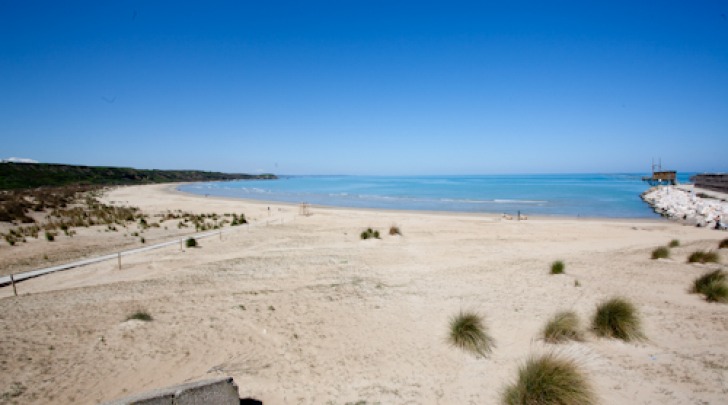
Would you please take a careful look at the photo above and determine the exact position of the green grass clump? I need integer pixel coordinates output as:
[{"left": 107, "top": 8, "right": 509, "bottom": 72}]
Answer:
[
  {"left": 360, "top": 228, "right": 380, "bottom": 240},
  {"left": 691, "top": 270, "right": 728, "bottom": 303},
  {"left": 687, "top": 250, "right": 720, "bottom": 264},
  {"left": 126, "top": 311, "right": 153, "bottom": 322},
  {"left": 502, "top": 353, "right": 595, "bottom": 405},
  {"left": 591, "top": 297, "right": 644, "bottom": 341},
  {"left": 185, "top": 237, "right": 198, "bottom": 248},
  {"left": 448, "top": 311, "right": 495, "bottom": 357},
  {"left": 651, "top": 246, "right": 670, "bottom": 260},
  {"left": 719, "top": 238, "right": 728, "bottom": 249},
  {"left": 543, "top": 311, "right": 583, "bottom": 343},
  {"left": 668, "top": 239, "right": 680, "bottom": 248},
  {"left": 550, "top": 261, "right": 565, "bottom": 274}
]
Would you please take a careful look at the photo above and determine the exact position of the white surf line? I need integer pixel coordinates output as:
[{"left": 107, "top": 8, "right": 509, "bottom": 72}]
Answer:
[{"left": 0, "top": 216, "right": 288, "bottom": 287}]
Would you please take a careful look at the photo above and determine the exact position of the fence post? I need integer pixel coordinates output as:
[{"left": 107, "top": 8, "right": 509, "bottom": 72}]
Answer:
[
  {"left": 10, "top": 274, "right": 17, "bottom": 296},
  {"left": 117, "top": 252, "right": 121, "bottom": 270}
]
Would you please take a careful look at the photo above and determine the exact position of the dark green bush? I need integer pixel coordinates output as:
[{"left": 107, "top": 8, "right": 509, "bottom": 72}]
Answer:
[
  {"left": 186, "top": 237, "right": 198, "bottom": 248},
  {"left": 688, "top": 250, "right": 720, "bottom": 264},
  {"left": 126, "top": 311, "right": 153, "bottom": 321},
  {"left": 360, "top": 228, "right": 380, "bottom": 240},
  {"left": 651, "top": 246, "right": 670, "bottom": 260},
  {"left": 550, "top": 261, "right": 565, "bottom": 274}
]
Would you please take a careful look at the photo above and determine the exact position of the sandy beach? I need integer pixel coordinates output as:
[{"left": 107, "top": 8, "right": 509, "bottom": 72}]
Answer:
[{"left": 1, "top": 183, "right": 727, "bottom": 404}]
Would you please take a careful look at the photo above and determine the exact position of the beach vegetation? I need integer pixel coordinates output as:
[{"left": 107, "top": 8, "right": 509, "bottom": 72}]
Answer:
[
  {"left": 126, "top": 310, "right": 153, "bottom": 322},
  {"left": 389, "top": 225, "right": 401, "bottom": 236},
  {"left": 502, "top": 353, "right": 595, "bottom": 405},
  {"left": 543, "top": 311, "right": 583, "bottom": 343},
  {"left": 448, "top": 311, "right": 494, "bottom": 357},
  {"left": 688, "top": 250, "right": 720, "bottom": 264},
  {"left": 691, "top": 270, "right": 728, "bottom": 303},
  {"left": 360, "top": 228, "right": 380, "bottom": 240},
  {"left": 185, "top": 237, "right": 198, "bottom": 248},
  {"left": 651, "top": 246, "right": 670, "bottom": 260},
  {"left": 592, "top": 297, "right": 644, "bottom": 341},
  {"left": 45, "top": 231, "right": 55, "bottom": 242},
  {"left": 668, "top": 239, "right": 680, "bottom": 248},
  {"left": 719, "top": 238, "right": 728, "bottom": 249},
  {"left": 550, "top": 260, "right": 565, "bottom": 274}
]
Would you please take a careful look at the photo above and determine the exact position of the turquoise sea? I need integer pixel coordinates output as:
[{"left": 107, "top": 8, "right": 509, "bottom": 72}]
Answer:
[{"left": 178, "top": 173, "right": 695, "bottom": 218}]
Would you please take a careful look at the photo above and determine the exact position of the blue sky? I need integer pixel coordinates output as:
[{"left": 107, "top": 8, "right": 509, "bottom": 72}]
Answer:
[{"left": 1, "top": 1, "right": 726, "bottom": 175}]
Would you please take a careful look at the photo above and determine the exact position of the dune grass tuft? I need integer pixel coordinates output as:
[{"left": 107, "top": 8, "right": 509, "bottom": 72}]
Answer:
[
  {"left": 719, "top": 238, "right": 728, "bottom": 249},
  {"left": 448, "top": 311, "right": 494, "bottom": 357},
  {"left": 502, "top": 353, "right": 595, "bottom": 405},
  {"left": 668, "top": 239, "right": 680, "bottom": 248},
  {"left": 651, "top": 246, "right": 670, "bottom": 260},
  {"left": 687, "top": 250, "right": 720, "bottom": 264},
  {"left": 591, "top": 297, "right": 644, "bottom": 341},
  {"left": 550, "top": 260, "right": 565, "bottom": 274},
  {"left": 389, "top": 225, "right": 401, "bottom": 236},
  {"left": 691, "top": 270, "right": 728, "bottom": 303},
  {"left": 185, "top": 237, "right": 197, "bottom": 248},
  {"left": 543, "top": 311, "right": 583, "bottom": 343},
  {"left": 126, "top": 310, "right": 153, "bottom": 322}
]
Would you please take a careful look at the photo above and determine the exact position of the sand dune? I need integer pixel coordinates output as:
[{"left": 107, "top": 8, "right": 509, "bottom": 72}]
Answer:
[{"left": 1, "top": 184, "right": 727, "bottom": 404}]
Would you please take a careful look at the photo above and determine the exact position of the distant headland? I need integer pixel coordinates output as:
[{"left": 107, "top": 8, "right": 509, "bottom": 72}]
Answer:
[{"left": 0, "top": 162, "right": 276, "bottom": 190}]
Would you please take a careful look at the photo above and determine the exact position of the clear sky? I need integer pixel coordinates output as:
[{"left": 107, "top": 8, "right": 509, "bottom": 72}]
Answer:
[{"left": 1, "top": 1, "right": 727, "bottom": 175}]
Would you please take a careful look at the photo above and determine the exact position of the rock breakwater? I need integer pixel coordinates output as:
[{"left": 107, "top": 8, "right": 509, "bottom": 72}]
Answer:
[{"left": 642, "top": 186, "right": 728, "bottom": 228}]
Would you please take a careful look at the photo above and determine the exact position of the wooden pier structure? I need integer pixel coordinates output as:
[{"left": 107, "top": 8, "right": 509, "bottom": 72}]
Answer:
[{"left": 642, "top": 159, "right": 676, "bottom": 186}]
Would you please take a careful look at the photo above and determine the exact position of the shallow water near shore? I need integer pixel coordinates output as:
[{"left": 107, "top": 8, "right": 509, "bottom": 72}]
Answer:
[{"left": 179, "top": 173, "right": 695, "bottom": 218}]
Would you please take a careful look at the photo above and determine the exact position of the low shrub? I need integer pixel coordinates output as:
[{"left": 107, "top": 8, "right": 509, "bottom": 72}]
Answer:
[
  {"left": 550, "top": 260, "right": 565, "bottom": 274},
  {"left": 45, "top": 231, "right": 55, "bottom": 242},
  {"left": 502, "top": 353, "right": 595, "bottom": 405},
  {"left": 592, "top": 297, "right": 644, "bottom": 341},
  {"left": 389, "top": 225, "right": 401, "bottom": 236},
  {"left": 719, "top": 238, "right": 728, "bottom": 249},
  {"left": 186, "top": 237, "right": 197, "bottom": 248},
  {"left": 688, "top": 250, "right": 720, "bottom": 264},
  {"left": 360, "top": 228, "right": 380, "bottom": 240},
  {"left": 448, "top": 311, "right": 494, "bottom": 357},
  {"left": 668, "top": 239, "right": 680, "bottom": 248},
  {"left": 543, "top": 311, "right": 583, "bottom": 343},
  {"left": 691, "top": 270, "right": 728, "bottom": 303},
  {"left": 651, "top": 246, "right": 670, "bottom": 260},
  {"left": 126, "top": 311, "right": 153, "bottom": 322}
]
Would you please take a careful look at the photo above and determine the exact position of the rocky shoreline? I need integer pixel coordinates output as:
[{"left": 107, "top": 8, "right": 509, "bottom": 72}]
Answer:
[{"left": 642, "top": 185, "right": 728, "bottom": 228}]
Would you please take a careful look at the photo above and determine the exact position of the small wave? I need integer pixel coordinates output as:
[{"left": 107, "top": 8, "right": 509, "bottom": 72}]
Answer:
[{"left": 493, "top": 199, "right": 548, "bottom": 204}]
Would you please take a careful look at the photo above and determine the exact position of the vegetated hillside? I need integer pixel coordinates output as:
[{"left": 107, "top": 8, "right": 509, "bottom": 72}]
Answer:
[{"left": 0, "top": 162, "right": 276, "bottom": 190}]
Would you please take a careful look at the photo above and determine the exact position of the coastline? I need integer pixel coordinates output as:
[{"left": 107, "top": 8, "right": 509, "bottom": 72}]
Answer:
[
  {"left": 172, "top": 182, "right": 665, "bottom": 223},
  {"left": 642, "top": 184, "right": 728, "bottom": 228},
  {"left": 1, "top": 183, "right": 726, "bottom": 404}
]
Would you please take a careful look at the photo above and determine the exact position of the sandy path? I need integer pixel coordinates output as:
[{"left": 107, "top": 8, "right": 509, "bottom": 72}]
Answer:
[{"left": 1, "top": 184, "right": 727, "bottom": 404}]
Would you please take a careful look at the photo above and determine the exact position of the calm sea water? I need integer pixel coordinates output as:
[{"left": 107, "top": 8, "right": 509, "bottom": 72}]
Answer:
[{"left": 178, "top": 173, "right": 695, "bottom": 218}]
